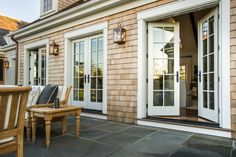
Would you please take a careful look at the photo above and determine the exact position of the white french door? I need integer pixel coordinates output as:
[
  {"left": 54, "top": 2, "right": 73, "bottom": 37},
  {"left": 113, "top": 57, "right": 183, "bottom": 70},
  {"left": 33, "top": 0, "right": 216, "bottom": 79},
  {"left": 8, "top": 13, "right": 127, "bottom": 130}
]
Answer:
[
  {"left": 72, "top": 34, "right": 104, "bottom": 111},
  {"left": 198, "top": 9, "right": 218, "bottom": 123},
  {"left": 148, "top": 23, "right": 180, "bottom": 116},
  {"left": 29, "top": 48, "right": 47, "bottom": 86}
]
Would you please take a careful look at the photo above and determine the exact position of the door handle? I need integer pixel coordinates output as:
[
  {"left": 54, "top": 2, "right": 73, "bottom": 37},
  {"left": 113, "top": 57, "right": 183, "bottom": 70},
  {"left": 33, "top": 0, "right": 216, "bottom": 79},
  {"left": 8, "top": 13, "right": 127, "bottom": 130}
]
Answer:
[
  {"left": 199, "top": 71, "right": 202, "bottom": 83},
  {"left": 87, "top": 74, "right": 90, "bottom": 83},
  {"left": 176, "top": 71, "right": 179, "bottom": 83},
  {"left": 38, "top": 77, "right": 41, "bottom": 85},
  {"left": 84, "top": 75, "right": 86, "bottom": 83}
]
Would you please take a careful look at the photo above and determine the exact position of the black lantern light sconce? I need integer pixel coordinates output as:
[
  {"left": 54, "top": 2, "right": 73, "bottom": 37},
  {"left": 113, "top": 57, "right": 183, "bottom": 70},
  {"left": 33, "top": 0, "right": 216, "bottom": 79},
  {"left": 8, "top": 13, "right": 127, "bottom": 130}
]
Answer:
[
  {"left": 3, "top": 58, "right": 10, "bottom": 69},
  {"left": 113, "top": 23, "right": 126, "bottom": 44},
  {"left": 50, "top": 41, "right": 59, "bottom": 56}
]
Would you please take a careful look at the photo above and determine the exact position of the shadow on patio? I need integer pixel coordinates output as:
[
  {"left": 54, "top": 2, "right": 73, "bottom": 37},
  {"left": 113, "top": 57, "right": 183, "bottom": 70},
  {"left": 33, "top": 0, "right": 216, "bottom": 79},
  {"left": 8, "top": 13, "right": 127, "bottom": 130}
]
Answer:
[{"left": 1, "top": 117, "right": 235, "bottom": 157}]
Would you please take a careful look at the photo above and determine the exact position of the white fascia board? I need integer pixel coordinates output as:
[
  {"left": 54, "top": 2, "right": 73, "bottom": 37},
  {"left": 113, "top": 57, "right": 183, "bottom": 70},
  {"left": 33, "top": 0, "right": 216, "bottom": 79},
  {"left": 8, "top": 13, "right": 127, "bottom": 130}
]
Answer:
[
  {"left": 13, "top": 0, "right": 158, "bottom": 40},
  {"left": 12, "top": 0, "right": 125, "bottom": 39},
  {"left": 137, "top": 0, "right": 219, "bottom": 20},
  {"left": 1, "top": 44, "right": 16, "bottom": 51}
]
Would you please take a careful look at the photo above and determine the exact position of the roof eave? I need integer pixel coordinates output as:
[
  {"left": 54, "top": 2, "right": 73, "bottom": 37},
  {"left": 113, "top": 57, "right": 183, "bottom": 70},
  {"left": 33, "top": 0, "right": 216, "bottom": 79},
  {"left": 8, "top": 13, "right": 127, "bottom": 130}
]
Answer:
[{"left": 12, "top": 0, "right": 129, "bottom": 39}]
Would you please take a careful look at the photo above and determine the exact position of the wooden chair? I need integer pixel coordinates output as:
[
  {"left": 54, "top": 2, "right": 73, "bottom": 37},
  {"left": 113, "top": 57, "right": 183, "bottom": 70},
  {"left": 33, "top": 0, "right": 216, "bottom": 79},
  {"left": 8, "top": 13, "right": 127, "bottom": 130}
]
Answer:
[
  {"left": 0, "top": 86, "right": 31, "bottom": 157},
  {"left": 25, "top": 86, "right": 72, "bottom": 142}
]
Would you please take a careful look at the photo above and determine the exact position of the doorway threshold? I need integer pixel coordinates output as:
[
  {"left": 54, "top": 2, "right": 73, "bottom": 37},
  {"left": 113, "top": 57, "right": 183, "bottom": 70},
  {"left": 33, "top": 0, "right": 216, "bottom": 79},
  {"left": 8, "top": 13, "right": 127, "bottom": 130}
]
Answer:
[
  {"left": 81, "top": 109, "right": 107, "bottom": 120},
  {"left": 138, "top": 118, "right": 231, "bottom": 138},
  {"left": 146, "top": 116, "right": 219, "bottom": 128}
]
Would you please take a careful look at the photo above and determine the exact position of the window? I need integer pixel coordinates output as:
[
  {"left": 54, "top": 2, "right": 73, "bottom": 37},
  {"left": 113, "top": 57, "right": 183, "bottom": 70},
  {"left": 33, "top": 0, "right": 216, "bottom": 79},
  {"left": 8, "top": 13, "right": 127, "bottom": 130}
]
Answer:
[{"left": 43, "top": 0, "right": 53, "bottom": 13}]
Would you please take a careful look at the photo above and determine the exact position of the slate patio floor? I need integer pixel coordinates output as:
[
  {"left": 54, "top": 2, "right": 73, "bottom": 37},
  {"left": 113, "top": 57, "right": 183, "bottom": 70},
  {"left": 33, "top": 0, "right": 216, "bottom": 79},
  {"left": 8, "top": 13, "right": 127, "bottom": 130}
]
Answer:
[{"left": 1, "top": 116, "right": 235, "bottom": 157}]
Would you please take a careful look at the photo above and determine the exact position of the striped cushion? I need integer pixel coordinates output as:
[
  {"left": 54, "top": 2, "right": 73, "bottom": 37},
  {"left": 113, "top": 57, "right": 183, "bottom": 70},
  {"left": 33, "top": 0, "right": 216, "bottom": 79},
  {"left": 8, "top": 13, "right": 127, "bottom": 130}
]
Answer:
[
  {"left": 0, "top": 137, "right": 14, "bottom": 144},
  {"left": 27, "top": 86, "right": 41, "bottom": 107}
]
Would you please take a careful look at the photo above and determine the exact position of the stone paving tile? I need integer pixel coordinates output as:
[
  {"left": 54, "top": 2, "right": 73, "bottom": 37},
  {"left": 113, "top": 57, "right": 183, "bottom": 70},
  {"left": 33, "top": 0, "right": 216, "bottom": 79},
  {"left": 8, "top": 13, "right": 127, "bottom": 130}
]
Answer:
[
  {"left": 96, "top": 122, "right": 130, "bottom": 132},
  {"left": 117, "top": 125, "right": 157, "bottom": 138},
  {"left": 95, "top": 132, "right": 141, "bottom": 148},
  {"left": 146, "top": 130, "right": 191, "bottom": 145},
  {"left": 0, "top": 117, "right": 234, "bottom": 157},
  {"left": 182, "top": 134, "right": 233, "bottom": 157},
  {"left": 80, "top": 128, "right": 112, "bottom": 140},
  {"left": 125, "top": 138, "right": 181, "bottom": 157}
]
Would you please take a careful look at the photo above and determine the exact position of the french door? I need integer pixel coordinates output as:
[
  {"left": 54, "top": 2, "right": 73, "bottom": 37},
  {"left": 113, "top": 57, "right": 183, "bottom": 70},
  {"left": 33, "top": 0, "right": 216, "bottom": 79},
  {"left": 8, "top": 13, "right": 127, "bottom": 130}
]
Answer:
[
  {"left": 198, "top": 10, "right": 218, "bottom": 123},
  {"left": 72, "top": 34, "right": 103, "bottom": 111},
  {"left": 148, "top": 23, "right": 180, "bottom": 116},
  {"left": 29, "top": 48, "right": 47, "bottom": 86}
]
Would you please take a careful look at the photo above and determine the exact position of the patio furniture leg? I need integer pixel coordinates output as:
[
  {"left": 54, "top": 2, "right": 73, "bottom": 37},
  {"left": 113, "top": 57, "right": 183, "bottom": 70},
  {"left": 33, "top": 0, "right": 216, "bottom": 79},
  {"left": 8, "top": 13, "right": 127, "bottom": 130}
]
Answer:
[
  {"left": 75, "top": 112, "right": 80, "bottom": 137},
  {"left": 27, "top": 115, "right": 31, "bottom": 142},
  {"left": 31, "top": 117, "right": 37, "bottom": 143},
  {"left": 17, "top": 129, "right": 24, "bottom": 157},
  {"left": 62, "top": 116, "right": 67, "bottom": 135},
  {"left": 45, "top": 119, "right": 52, "bottom": 148}
]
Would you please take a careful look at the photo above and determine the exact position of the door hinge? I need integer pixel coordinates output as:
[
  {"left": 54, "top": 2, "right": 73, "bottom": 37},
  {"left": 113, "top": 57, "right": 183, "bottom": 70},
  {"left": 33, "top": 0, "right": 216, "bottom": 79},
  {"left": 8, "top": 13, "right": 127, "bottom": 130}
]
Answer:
[
  {"left": 147, "top": 29, "right": 148, "bottom": 34},
  {"left": 218, "top": 108, "right": 220, "bottom": 114},
  {"left": 146, "top": 53, "right": 148, "bottom": 58},
  {"left": 29, "top": 81, "right": 31, "bottom": 85},
  {"left": 218, "top": 77, "right": 220, "bottom": 82},
  {"left": 29, "top": 67, "right": 31, "bottom": 71},
  {"left": 146, "top": 78, "right": 148, "bottom": 83},
  {"left": 146, "top": 104, "right": 148, "bottom": 108},
  {"left": 218, "top": 14, "right": 220, "bottom": 19},
  {"left": 29, "top": 54, "right": 31, "bottom": 57},
  {"left": 218, "top": 45, "right": 220, "bottom": 51}
]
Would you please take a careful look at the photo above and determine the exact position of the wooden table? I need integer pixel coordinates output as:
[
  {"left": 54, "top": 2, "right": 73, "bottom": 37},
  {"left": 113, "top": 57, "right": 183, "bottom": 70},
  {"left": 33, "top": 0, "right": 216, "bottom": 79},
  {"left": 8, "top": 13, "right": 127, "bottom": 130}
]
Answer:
[{"left": 30, "top": 106, "right": 82, "bottom": 148}]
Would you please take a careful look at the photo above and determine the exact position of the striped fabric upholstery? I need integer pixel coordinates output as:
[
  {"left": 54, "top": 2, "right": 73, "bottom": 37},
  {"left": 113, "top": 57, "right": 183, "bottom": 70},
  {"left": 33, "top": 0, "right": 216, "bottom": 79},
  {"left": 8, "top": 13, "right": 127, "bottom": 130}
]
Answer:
[{"left": 0, "top": 94, "right": 22, "bottom": 131}]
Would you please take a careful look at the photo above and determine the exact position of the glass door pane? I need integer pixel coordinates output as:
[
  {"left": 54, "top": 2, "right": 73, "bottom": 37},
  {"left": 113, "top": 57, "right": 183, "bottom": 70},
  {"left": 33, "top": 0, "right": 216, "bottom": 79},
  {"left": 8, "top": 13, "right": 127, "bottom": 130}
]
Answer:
[
  {"left": 90, "top": 37, "right": 103, "bottom": 103},
  {"left": 153, "top": 27, "right": 175, "bottom": 107},
  {"left": 40, "top": 48, "right": 47, "bottom": 86},
  {"left": 201, "top": 16, "right": 215, "bottom": 111},
  {"left": 73, "top": 41, "right": 85, "bottom": 102}
]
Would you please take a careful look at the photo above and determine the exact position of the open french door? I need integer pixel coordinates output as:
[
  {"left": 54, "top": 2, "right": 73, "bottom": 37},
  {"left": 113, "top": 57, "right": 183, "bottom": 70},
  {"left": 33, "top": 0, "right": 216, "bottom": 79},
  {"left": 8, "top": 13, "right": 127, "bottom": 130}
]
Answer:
[
  {"left": 148, "top": 22, "right": 180, "bottom": 116},
  {"left": 72, "top": 34, "right": 104, "bottom": 111},
  {"left": 198, "top": 9, "right": 219, "bottom": 123},
  {"left": 29, "top": 48, "right": 47, "bottom": 86}
]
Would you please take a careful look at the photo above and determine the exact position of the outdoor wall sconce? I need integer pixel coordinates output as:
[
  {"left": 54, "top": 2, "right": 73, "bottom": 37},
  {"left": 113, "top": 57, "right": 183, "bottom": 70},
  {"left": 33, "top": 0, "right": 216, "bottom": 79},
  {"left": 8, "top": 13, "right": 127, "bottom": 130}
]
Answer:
[
  {"left": 3, "top": 58, "right": 10, "bottom": 69},
  {"left": 50, "top": 41, "right": 59, "bottom": 56},
  {"left": 113, "top": 24, "right": 126, "bottom": 44}
]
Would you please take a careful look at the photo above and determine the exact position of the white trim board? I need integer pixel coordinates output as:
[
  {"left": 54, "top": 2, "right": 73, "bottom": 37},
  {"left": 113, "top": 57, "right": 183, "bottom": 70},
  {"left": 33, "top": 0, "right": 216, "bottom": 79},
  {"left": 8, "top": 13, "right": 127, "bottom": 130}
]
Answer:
[
  {"left": 64, "top": 22, "right": 108, "bottom": 114},
  {"left": 137, "top": 0, "right": 231, "bottom": 130},
  {"left": 137, "top": 0, "right": 219, "bottom": 21},
  {"left": 138, "top": 120, "right": 231, "bottom": 138}
]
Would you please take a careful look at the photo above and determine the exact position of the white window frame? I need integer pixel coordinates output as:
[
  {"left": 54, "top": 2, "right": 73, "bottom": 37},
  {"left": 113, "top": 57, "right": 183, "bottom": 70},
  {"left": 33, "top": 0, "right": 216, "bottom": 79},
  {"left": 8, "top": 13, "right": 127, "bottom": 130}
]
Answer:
[
  {"left": 64, "top": 22, "right": 108, "bottom": 114},
  {"left": 23, "top": 39, "right": 49, "bottom": 85},
  {"left": 40, "top": 0, "right": 58, "bottom": 18},
  {"left": 137, "top": 0, "right": 231, "bottom": 129}
]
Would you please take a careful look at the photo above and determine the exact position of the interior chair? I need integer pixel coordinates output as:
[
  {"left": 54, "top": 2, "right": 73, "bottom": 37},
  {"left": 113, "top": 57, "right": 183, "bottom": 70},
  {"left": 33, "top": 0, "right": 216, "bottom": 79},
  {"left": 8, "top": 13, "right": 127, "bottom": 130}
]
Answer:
[{"left": 0, "top": 86, "right": 31, "bottom": 157}]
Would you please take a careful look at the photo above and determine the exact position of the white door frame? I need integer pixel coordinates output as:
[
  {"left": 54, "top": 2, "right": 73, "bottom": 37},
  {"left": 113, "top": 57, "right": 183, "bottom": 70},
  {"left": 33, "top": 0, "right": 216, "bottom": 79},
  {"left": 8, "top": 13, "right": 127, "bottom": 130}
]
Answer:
[
  {"left": 23, "top": 39, "right": 49, "bottom": 85},
  {"left": 71, "top": 34, "right": 104, "bottom": 111},
  {"left": 64, "top": 22, "right": 108, "bottom": 114},
  {"left": 137, "top": 0, "right": 231, "bottom": 129},
  {"left": 148, "top": 22, "right": 180, "bottom": 116}
]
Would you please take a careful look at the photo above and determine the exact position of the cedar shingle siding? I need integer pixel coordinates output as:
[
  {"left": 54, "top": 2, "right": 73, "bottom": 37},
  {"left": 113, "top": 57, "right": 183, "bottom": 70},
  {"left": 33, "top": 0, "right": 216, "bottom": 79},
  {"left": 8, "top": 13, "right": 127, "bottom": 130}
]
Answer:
[
  {"left": 231, "top": 0, "right": 236, "bottom": 138},
  {"left": 19, "top": 0, "right": 173, "bottom": 124},
  {"left": 58, "top": 0, "right": 80, "bottom": 11}
]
